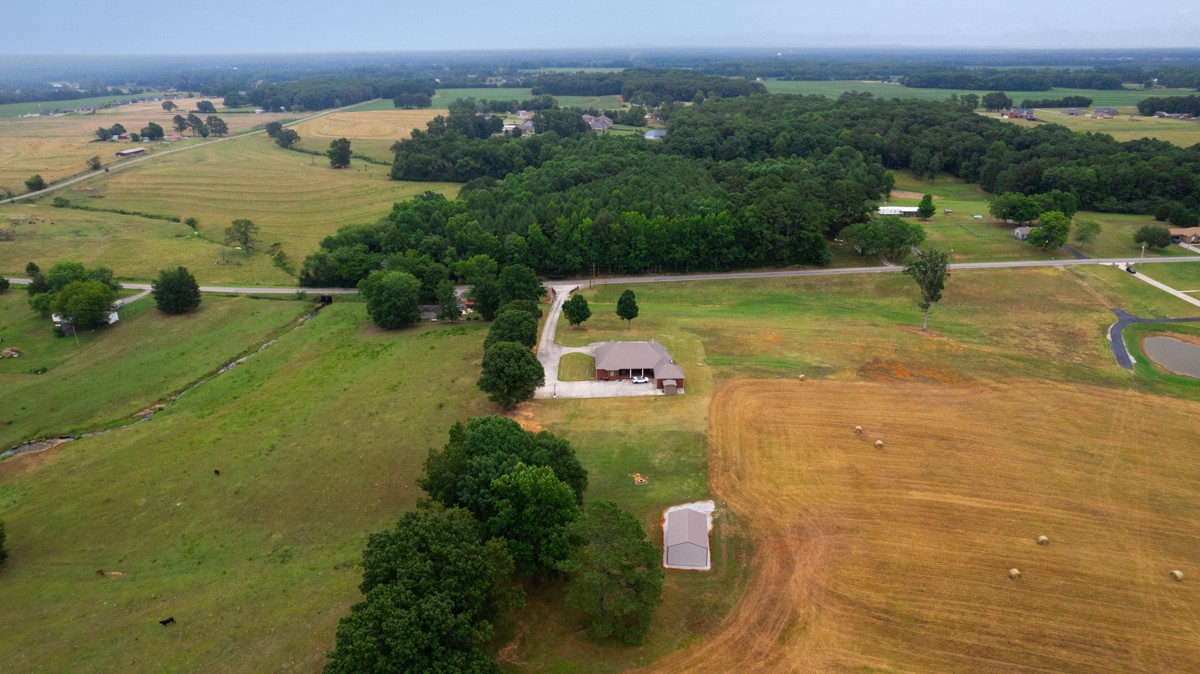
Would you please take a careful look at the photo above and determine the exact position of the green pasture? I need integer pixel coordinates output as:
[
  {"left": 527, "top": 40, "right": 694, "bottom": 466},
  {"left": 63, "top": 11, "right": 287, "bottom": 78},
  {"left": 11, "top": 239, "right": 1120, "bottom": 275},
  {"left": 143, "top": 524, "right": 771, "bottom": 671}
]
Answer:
[
  {"left": 0, "top": 92, "right": 169, "bottom": 118},
  {"left": 993, "top": 110, "right": 1200, "bottom": 147},
  {"left": 1133, "top": 262, "right": 1200, "bottom": 292},
  {"left": 22, "top": 136, "right": 458, "bottom": 283},
  {"left": 339, "top": 98, "right": 395, "bottom": 112},
  {"left": 762, "top": 79, "right": 1197, "bottom": 107}
]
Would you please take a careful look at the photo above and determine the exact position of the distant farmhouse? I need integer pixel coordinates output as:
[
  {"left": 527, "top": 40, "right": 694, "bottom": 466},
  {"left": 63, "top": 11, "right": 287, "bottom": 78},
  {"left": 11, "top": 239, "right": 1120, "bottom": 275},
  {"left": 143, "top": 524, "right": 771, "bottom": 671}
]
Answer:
[
  {"left": 1012, "top": 226, "right": 1034, "bottom": 240},
  {"left": 1003, "top": 108, "right": 1036, "bottom": 120},
  {"left": 593, "top": 340, "right": 684, "bottom": 393},
  {"left": 1060, "top": 108, "right": 1086, "bottom": 116},
  {"left": 1092, "top": 107, "right": 1119, "bottom": 118},
  {"left": 582, "top": 114, "right": 613, "bottom": 132}
]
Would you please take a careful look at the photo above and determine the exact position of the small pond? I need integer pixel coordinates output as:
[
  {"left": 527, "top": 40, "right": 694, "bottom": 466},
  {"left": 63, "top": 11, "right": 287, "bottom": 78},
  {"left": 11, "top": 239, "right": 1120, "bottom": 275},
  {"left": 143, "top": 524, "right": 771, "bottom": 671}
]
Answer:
[{"left": 1143, "top": 336, "right": 1200, "bottom": 377}]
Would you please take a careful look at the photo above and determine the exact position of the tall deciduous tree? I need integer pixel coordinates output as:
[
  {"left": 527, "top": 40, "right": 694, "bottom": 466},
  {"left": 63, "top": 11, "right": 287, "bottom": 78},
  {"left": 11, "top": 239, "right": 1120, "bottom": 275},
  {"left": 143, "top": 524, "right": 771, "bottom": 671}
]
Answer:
[
  {"left": 50, "top": 281, "right": 117, "bottom": 329},
  {"left": 264, "top": 121, "right": 283, "bottom": 138},
  {"left": 903, "top": 248, "right": 950, "bottom": 333},
  {"left": 328, "top": 137, "right": 352, "bottom": 169},
  {"left": 324, "top": 508, "right": 511, "bottom": 674},
  {"left": 141, "top": 122, "right": 164, "bottom": 140},
  {"left": 358, "top": 270, "right": 422, "bottom": 329},
  {"left": 205, "top": 116, "right": 228, "bottom": 136},
  {"left": 436, "top": 280, "right": 462, "bottom": 321},
  {"left": 1134, "top": 224, "right": 1173, "bottom": 249},
  {"left": 485, "top": 463, "right": 581, "bottom": 576},
  {"left": 478, "top": 342, "right": 544, "bottom": 408},
  {"left": 224, "top": 219, "right": 260, "bottom": 249},
  {"left": 152, "top": 266, "right": 201, "bottom": 314},
  {"left": 161, "top": 100, "right": 177, "bottom": 112},
  {"left": 616, "top": 289, "right": 639, "bottom": 328},
  {"left": 1027, "top": 211, "right": 1071, "bottom": 250},
  {"left": 566, "top": 500, "right": 664, "bottom": 644},
  {"left": 982, "top": 91, "right": 1013, "bottom": 111},
  {"left": 496, "top": 264, "right": 545, "bottom": 307},
  {"left": 562, "top": 294, "right": 591, "bottom": 327},
  {"left": 196, "top": 100, "right": 217, "bottom": 113},
  {"left": 24, "top": 175, "right": 45, "bottom": 192},
  {"left": 275, "top": 128, "right": 300, "bottom": 148},
  {"left": 1072, "top": 219, "right": 1101, "bottom": 248},
  {"left": 172, "top": 114, "right": 188, "bottom": 135},
  {"left": 485, "top": 310, "right": 538, "bottom": 350}
]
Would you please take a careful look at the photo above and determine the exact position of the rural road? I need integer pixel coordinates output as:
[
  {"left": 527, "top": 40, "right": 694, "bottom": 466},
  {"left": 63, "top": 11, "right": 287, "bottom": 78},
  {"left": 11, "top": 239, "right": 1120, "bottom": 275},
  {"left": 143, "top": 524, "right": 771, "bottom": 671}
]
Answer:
[{"left": 0, "top": 102, "right": 366, "bottom": 207}]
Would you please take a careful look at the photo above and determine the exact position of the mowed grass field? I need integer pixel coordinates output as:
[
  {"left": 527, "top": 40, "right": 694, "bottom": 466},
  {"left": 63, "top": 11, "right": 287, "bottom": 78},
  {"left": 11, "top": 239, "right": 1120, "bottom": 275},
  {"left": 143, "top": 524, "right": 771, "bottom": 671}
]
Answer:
[
  {"left": 291, "top": 109, "right": 441, "bottom": 162},
  {"left": 763, "top": 79, "right": 1197, "bottom": 107},
  {"left": 0, "top": 100, "right": 294, "bottom": 189},
  {"left": 22, "top": 136, "right": 459, "bottom": 283},
  {"left": 0, "top": 304, "right": 498, "bottom": 672},
  {"left": 1135, "top": 262, "right": 1200, "bottom": 293},
  {"left": 993, "top": 109, "right": 1200, "bottom": 147},
  {"left": 885, "top": 171, "right": 1192, "bottom": 262},
  {"left": 0, "top": 292, "right": 310, "bottom": 449},
  {"left": 659, "top": 379, "right": 1200, "bottom": 673}
]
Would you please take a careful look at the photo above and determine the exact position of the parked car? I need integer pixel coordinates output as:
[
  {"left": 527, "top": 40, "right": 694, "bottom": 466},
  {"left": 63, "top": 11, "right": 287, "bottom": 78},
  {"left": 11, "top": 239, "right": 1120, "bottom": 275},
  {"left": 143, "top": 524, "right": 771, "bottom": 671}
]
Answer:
[{"left": 631, "top": 376, "right": 650, "bottom": 384}]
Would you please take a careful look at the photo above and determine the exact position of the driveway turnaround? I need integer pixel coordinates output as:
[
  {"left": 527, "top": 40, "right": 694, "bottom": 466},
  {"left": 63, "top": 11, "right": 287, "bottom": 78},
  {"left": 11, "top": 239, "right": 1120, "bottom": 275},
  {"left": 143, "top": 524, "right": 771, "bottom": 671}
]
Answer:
[
  {"left": 534, "top": 286, "right": 664, "bottom": 399},
  {"left": 1107, "top": 309, "right": 1200, "bottom": 370}
]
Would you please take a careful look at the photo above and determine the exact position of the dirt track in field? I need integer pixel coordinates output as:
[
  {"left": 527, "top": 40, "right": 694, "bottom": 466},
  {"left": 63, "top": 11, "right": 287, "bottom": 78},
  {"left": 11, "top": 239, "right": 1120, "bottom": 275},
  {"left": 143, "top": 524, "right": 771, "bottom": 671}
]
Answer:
[{"left": 643, "top": 379, "right": 1200, "bottom": 673}]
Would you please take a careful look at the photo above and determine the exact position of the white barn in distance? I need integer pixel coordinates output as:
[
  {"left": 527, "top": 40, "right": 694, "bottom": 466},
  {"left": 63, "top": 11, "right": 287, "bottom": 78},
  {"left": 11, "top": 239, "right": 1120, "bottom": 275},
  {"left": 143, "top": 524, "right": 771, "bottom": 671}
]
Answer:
[
  {"left": 664, "top": 506, "right": 711, "bottom": 570},
  {"left": 878, "top": 206, "right": 919, "bottom": 216}
]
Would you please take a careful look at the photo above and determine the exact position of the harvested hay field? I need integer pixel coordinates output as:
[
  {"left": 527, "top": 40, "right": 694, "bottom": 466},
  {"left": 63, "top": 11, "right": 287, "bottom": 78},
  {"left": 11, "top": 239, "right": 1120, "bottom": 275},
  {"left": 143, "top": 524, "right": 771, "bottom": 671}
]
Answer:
[
  {"left": 649, "top": 379, "right": 1200, "bottom": 673},
  {"left": 291, "top": 109, "right": 440, "bottom": 161}
]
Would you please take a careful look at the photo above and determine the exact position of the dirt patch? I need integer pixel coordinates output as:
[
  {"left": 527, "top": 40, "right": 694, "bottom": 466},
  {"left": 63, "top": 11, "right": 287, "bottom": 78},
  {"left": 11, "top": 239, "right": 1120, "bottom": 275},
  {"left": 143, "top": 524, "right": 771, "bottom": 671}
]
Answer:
[
  {"left": 131, "top": 403, "right": 167, "bottom": 418},
  {"left": 889, "top": 190, "right": 927, "bottom": 200},
  {"left": 857, "top": 358, "right": 963, "bottom": 384},
  {"left": 510, "top": 403, "right": 543, "bottom": 433}
]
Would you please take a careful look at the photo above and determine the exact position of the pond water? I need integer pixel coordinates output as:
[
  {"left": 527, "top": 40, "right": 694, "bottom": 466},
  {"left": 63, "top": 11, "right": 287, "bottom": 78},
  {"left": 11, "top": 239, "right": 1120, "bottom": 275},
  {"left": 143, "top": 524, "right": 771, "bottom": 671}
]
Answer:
[{"left": 1143, "top": 336, "right": 1200, "bottom": 377}]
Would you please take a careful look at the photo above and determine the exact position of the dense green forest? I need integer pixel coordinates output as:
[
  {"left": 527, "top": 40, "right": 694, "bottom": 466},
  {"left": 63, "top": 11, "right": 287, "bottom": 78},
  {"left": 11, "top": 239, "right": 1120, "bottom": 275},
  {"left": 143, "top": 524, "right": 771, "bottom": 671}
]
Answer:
[
  {"left": 530, "top": 68, "right": 767, "bottom": 101},
  {"left": 244, "top": 78, "right": 434, "bottom": 112},
  {"left": 300, "top": 90, "right": 1200, "bottom": 287}
]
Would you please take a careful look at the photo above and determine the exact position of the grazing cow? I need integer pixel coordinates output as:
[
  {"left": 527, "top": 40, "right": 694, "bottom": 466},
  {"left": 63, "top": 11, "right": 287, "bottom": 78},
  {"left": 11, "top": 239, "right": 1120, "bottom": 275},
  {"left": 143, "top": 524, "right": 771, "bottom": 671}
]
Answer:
[
  {"left": 213, "top": 469, "right": 220, "bottom": 476},
  {"left": 159, "top": 617, "right": 176, "bottom": 626}
]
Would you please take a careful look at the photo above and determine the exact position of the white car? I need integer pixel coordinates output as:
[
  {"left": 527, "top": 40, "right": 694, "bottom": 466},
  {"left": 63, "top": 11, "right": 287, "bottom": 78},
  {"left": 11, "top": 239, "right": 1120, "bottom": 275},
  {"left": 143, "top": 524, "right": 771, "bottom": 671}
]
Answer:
[{"left": 631, "top": 376, "right": 650, "bottom": 384}]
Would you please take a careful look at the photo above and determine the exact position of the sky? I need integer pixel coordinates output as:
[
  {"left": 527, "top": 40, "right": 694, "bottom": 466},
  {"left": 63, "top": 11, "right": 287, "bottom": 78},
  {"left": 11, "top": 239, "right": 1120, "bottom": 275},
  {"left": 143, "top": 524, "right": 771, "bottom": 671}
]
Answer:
[{"left": 4, "top": 0, "right": 1198, "bottom": 54}]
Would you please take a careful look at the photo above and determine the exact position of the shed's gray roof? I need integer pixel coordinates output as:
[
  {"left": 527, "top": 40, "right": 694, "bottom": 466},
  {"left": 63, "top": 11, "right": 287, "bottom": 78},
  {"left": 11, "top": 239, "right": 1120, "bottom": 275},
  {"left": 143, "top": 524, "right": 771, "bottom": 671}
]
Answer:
[{"left": 665, "top": 508, "right": 710, "bottom": 549}]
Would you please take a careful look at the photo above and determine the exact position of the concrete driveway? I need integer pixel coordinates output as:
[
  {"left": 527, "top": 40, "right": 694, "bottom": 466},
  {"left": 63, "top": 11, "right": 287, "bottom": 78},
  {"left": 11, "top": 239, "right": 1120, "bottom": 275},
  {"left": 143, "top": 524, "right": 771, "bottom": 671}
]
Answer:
[{"left": 534, "top": 285, "right": 667, "bottom": 400}]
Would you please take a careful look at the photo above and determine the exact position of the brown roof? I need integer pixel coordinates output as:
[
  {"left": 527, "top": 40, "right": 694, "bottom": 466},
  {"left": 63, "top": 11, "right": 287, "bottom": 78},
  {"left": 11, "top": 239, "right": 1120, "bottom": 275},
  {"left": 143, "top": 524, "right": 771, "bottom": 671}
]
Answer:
[{"left": 1169, "top": 227, "right": 1200, "bottom": 236}]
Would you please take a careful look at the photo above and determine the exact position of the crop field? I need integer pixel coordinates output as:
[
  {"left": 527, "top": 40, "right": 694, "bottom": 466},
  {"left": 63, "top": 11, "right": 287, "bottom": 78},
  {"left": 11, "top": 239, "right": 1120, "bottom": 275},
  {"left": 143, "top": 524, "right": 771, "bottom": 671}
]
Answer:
[
  {"left": 886, "top": 172, "right": 1190, "bottom": 262},
  {"left": 0, "top": 292, "right": 310, "bottom": 449},
  {"left": 657, "top": 378, "right": 1200, "bottom": 673},
  {"left": 291, "top": 109, "right": 441, "bottom": 162},
  {"left": 31, "top": 136, "right": 458, "bottom": 282},
  {"left": 762, "top": 79, "right": 1197, "bottom": 107},
  {"left": 0, "top": 100, "right": 294, "bottom": 190},
  {"left": 993, "top": 110, "right": 1200, "bottom": 147}
]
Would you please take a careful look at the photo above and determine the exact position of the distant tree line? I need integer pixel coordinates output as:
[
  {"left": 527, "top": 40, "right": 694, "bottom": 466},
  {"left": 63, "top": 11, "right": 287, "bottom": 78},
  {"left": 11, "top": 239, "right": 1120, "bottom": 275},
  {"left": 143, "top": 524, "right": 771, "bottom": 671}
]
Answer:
[
  {"left": 243, "top": 77, "right": 436, "bottom": 112},
  {"left": 530, "top": 68, "right": 766, "bottom": 102},
  {"left": 1019, "top": 96, "right": 1093, "bottom": 108},
  {"left": 446, "top": 94, "right": 559, "bottom": 114},
  {"left": 900, "top": 69, "right": 1124, "bottom": 91},
  {"left": 1136, "top": 95, "right": 1200, "bottom": 116}
]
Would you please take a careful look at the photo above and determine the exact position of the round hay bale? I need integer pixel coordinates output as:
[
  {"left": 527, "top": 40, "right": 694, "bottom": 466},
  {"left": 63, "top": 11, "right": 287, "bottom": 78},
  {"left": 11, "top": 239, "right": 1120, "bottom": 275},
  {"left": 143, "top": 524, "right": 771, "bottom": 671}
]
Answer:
[
  {"left": 854, "top": 425, "right": 864, "bottom": 434},
  {"left": 1037, "top": 535, "right": 1050, "bottom": 546},
  {"left": 874, "top": 440, "right": 884, "bottom": 449},
  {"left": 1170, "top": 570, "right": 1184, "bottom": 582},
  {"left": 1008, "top": 568, "right": 1021, "bottom": 579},
  {"left": 798, "top": 374, "right": 807, "bottom": 381}
]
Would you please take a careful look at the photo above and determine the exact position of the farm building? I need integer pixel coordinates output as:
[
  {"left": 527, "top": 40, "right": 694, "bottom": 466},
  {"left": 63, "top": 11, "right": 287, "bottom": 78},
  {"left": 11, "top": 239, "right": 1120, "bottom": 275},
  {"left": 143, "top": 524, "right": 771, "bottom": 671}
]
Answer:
[
  {"left": 1060, "top": 108, "right": 1086, "bottom": 116},
  {"left": 593, "top": 340, "right": 685, "bottom": 392},
  {"left": 1092, "top": 107, "right": 1119, "bottom": 118},
  {"left": 115, "top": 147, "right": 146, "bottom": 157},
  {"left": 878, "top": 206, "right": 919, "bottom": 216},
  {"left": 1003, "top": 108, "right": 1036, "bottom": 120},
  {"left": 1170, "top": 227, "right": 1200, "bottom": 244},
  {"left": 664, "top": 507, "right": 710, "bottom": 569},
  {"left": 1012, "top": 226, "right": 1034, "bottom": 240}
]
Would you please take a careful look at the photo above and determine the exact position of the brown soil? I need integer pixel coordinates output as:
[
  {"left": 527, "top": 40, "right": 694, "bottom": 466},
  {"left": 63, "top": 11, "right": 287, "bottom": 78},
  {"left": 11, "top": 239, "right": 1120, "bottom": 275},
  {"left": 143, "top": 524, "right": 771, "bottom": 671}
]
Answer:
[
  {"left": 643, "top": 379, "right": 1200, "bottom": 673},
  {"left": 889, "top": 190, "right": 928, "bottom": 200}
]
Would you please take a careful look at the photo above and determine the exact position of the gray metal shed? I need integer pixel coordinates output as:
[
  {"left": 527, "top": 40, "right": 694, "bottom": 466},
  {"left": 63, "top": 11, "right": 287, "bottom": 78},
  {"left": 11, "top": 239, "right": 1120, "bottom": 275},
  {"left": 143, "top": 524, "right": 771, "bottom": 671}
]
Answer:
[{"left": 665, "top": 508, "right": 710, "bottom": 569}]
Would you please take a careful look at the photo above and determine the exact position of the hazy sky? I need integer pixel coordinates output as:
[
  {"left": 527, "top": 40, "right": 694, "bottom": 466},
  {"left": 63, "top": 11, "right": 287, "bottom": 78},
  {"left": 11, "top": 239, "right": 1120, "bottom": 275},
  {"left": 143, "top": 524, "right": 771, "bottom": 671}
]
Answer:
[{"left": 5, "top": 0, "right": 1198, "bottom": 54}]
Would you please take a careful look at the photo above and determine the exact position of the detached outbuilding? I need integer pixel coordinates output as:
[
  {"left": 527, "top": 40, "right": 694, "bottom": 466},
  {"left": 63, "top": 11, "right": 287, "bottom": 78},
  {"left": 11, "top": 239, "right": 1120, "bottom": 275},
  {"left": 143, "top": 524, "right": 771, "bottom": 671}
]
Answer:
[{"left": 664, "top": 507, "right": 710, "bottom": 570}]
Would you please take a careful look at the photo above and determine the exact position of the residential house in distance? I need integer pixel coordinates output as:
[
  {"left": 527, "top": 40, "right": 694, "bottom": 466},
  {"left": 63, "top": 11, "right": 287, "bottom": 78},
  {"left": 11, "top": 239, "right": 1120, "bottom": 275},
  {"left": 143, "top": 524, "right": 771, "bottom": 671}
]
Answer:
[
  {"left": 1003, "top": 108, "right": 1036, "bottom": 120},
  {"left": 593, "top": 340, "right": 685, "bottom": 393},
  {"left": 1092, "top": 107, "right": 1119, "bottom": 118},
  {"left": 1012, "top": 226, "right": 1034, "bottom": 240},
  {"left": 1060, "top": 108, "right": 1086, "bottom": 116},
  {"left": 1169, "top": 227, "right": 1200, "bottom": 244},
  {"left": 582, "top": 114, "right": 613, "bottom": 132}
]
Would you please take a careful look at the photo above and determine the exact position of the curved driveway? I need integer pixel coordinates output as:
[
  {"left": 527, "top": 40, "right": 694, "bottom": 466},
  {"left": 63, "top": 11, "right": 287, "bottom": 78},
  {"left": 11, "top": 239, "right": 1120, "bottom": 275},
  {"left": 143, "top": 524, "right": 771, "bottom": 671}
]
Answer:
[{"left": 1107, "top": 309, "right": 1200, "bottom": 370}]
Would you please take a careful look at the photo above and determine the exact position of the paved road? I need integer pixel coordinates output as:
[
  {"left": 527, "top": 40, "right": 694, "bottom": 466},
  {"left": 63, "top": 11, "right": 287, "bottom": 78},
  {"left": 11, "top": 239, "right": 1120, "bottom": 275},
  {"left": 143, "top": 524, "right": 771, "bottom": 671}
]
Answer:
[
  {"left": 0, "top": 103, "right": 365, "bottom": 207},
  {"left": 1107, "top": 309, "right": 1200, "bottom": 370}
]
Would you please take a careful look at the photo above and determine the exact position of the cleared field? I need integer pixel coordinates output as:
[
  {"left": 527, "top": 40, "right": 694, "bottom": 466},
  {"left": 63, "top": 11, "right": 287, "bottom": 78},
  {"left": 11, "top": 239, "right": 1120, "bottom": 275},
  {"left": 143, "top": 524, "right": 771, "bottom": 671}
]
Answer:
[
  {"left": 557, "top": 352, "right": 596, "bottom": 381},
  {"left": 0, "top": 99, "right": 294, "bottom": 189},
  {"left": 291, "top": 109, "right": 441, "bottom": 162},
  {"left": 34, "top": 135, "right": 459, "bottom": 281},
  {"left": 763, "top": 79, "right": 1197, "bottom": 107},
  {"left": 645, "top": 378, "right": 1200, "bottom": 673},
  {"left": 1134, "top": 262, "right": 1200, "bottom": 292},
  {"left": 0, "top": 92, "right": 173, "bottom": 118},
  {"left": 0, "top": 292, "right": 310, "bottom": 449},
  {"left": 0, "top": 305, "right": 496, "bottom": 673},
  {"left": 993, "top": 109, "right": 1200, "bottom": 147},
  {"left": 887, "top": 171, "right": 1190, "bottom": 262}
]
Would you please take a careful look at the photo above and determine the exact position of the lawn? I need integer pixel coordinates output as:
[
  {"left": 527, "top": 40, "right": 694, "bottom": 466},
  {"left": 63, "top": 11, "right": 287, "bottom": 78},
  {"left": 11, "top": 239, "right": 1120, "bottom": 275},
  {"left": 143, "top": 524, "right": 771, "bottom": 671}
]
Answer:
[
  {"left": 0, "top": 100, "right": 294, "bottom": 189},
  {"left": 556, "top": 352, "right": 595, "bottom": 381},
  {"left": 1133, "top": 262, "right": 1200, "bottom": 293},
  {"left": 993, "top": 109, "right": 1200, "bottom": 147},
  {"left": 21, "top": 135, "right": 459, "bottom": 283},
  {"left": 0, "top": 291, "right": 311, "bottom": 450},
  {"left": 762, "top": 79, "right": 1197, "bottom": 107},
  {"left": 291, "top": 109, "right": 441, "bottom": 163}
]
